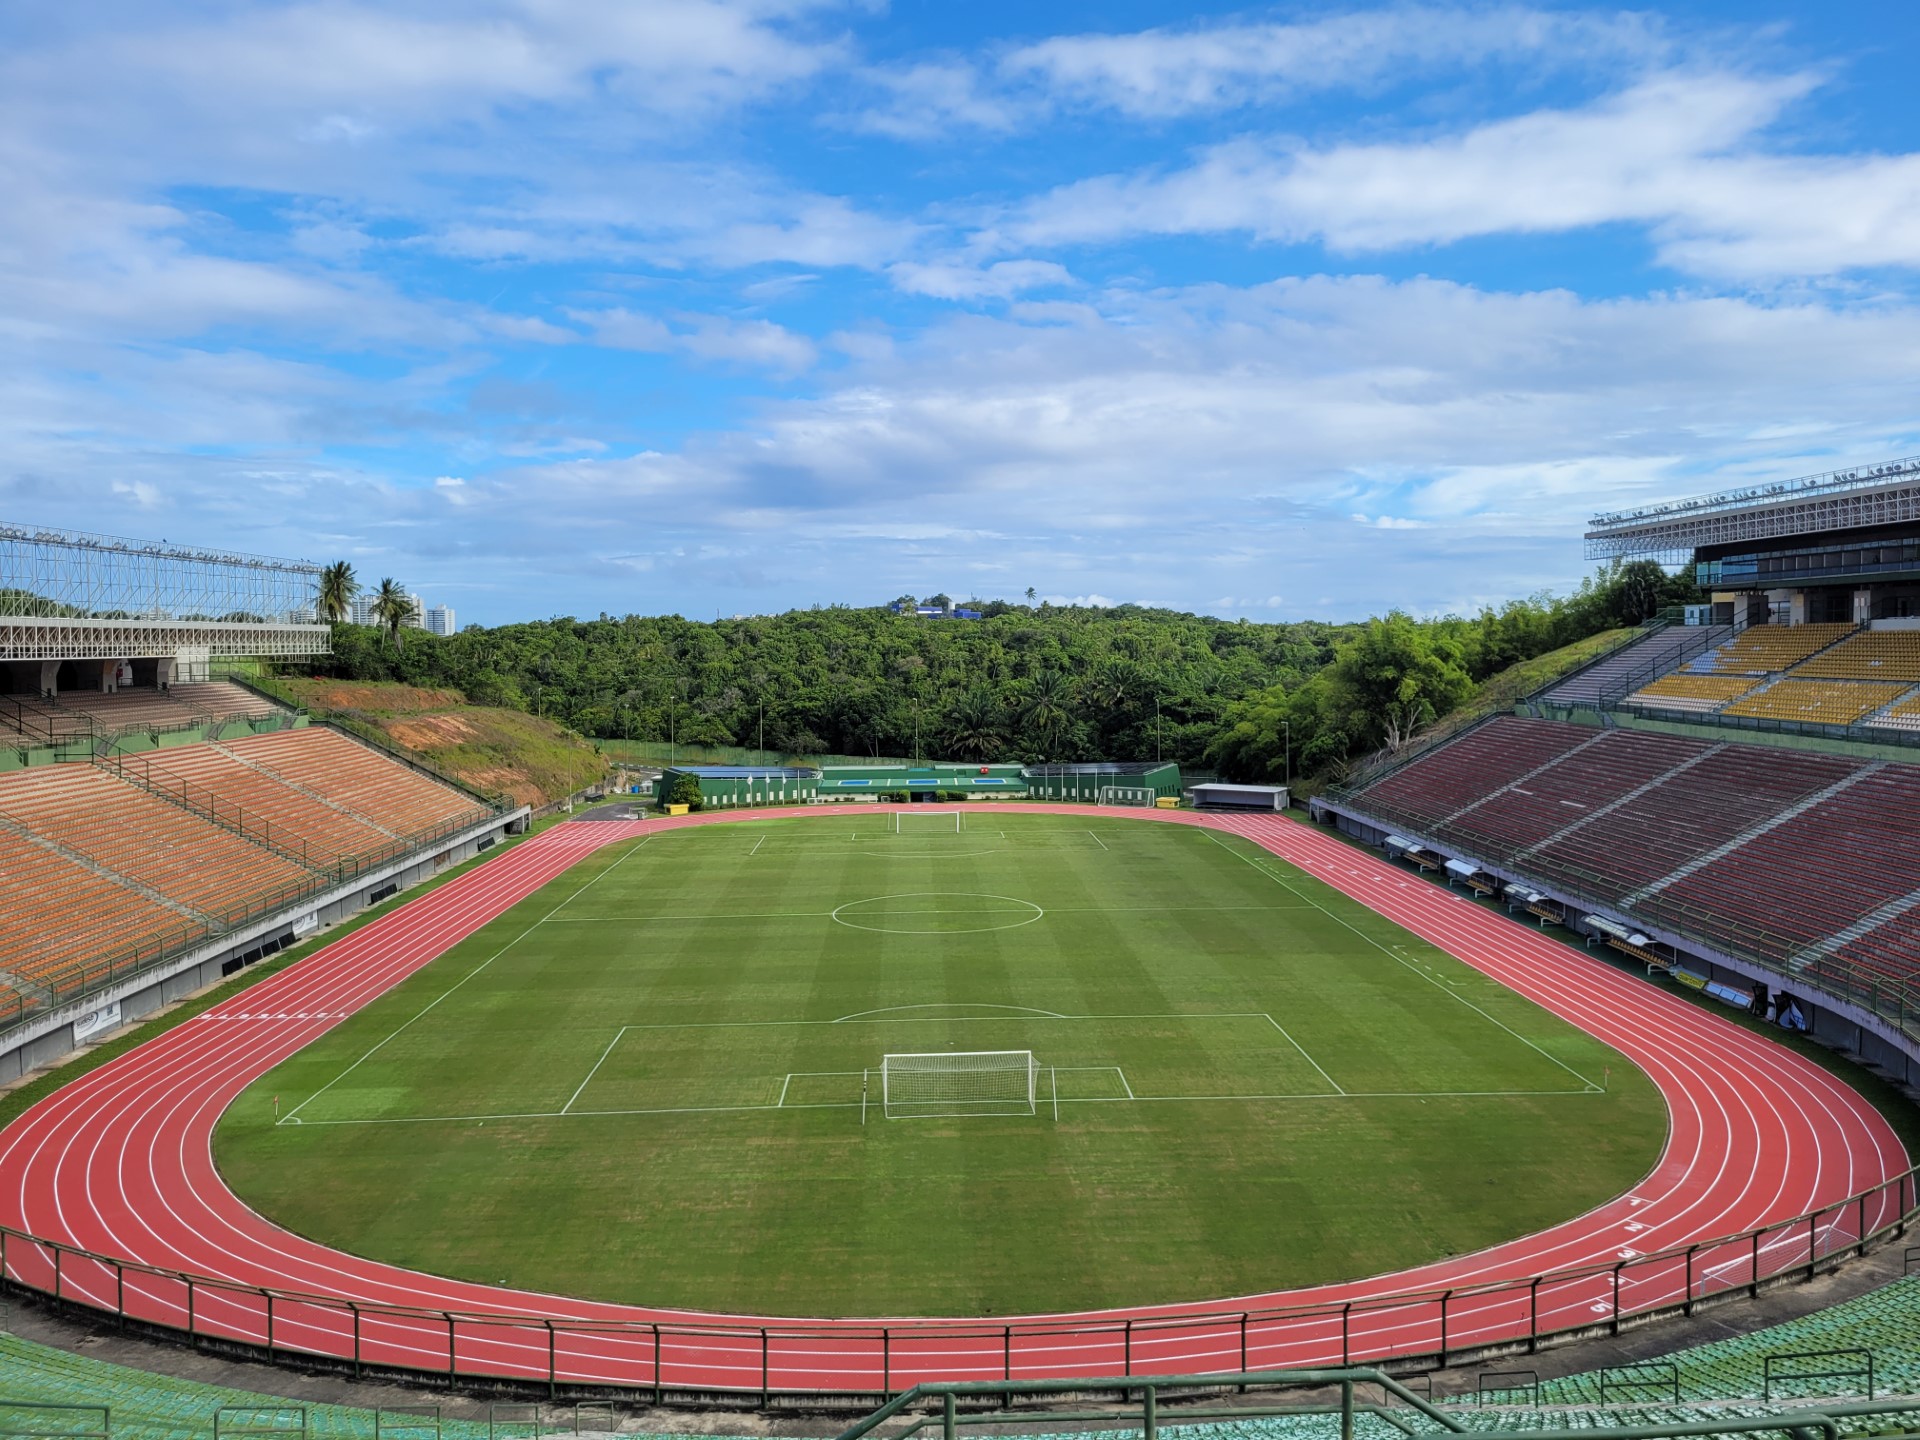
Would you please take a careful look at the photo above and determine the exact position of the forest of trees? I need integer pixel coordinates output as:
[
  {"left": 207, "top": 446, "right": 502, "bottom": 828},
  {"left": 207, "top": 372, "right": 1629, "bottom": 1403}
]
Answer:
[{"left": 314, "top": 561, "right": 1695, "bottom": 783}]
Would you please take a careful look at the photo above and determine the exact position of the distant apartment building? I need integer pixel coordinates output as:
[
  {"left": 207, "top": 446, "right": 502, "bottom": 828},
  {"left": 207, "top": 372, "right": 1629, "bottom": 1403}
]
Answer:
[{"left": 348, "top": 591, "right": 449, "bottom": 632}]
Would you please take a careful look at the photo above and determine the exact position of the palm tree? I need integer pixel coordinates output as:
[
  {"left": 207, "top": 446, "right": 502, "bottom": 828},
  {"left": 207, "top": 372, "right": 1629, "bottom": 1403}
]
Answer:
[
  {"left": 944, "top": 686, "right": 1003, "bottom": 760},
  {"left": 1018, "top": 669, "right": 1074, "bottom": 757},
  {"left": 315, "top": 561, "right": 358, "bottom": 623},
  {"left": 371, "top": 577, "right": 412, "bottom": 653}
]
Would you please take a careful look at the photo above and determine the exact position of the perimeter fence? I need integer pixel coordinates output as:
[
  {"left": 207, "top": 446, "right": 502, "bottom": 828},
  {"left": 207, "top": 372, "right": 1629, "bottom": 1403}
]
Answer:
[{"left": 0, "top": 1166, "right": 1913, "bottom": 1401}]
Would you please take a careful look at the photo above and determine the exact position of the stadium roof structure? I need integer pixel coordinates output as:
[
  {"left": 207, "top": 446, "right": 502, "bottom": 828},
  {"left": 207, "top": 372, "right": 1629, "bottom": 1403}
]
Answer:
[
  {"left": 0, "top": 522, "right": 330, "bottom": 661},
  {"left": 1585, "top": 456, "right": 1920, "bottom": 562}
]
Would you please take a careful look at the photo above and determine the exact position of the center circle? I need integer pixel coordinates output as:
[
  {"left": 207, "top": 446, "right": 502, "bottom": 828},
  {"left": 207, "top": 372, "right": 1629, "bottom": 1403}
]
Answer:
[{"left": 830, "top": 891, "right": 1045, "bottom": 935}]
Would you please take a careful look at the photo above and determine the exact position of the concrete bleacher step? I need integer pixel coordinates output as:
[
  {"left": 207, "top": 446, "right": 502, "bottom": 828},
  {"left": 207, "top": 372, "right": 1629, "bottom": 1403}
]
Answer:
[
  {"left": 205, "top": 738, "right": 404, "bottom": 838},
  {"left": 1787, "top": 881, "right": 1920, "bottom": 973},
  {"left": 0, "top": 806, "right": 219, "bottom": 928},
  {"left": 102, "top": 756, "right": 333, "bottom": 875},
  {"left": 1620, "top": 763, "right": 1886, "bottom": 906}
]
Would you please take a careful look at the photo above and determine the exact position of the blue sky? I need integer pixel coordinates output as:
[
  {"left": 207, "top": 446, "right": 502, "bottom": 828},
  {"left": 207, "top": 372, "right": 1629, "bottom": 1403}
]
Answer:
[{"left": 5, "top": 1, "right": 1920, "bottom": 626}]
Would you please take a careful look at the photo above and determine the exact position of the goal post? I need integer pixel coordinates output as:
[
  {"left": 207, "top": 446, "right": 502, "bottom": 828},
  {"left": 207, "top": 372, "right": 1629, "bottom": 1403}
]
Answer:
[
  {"left": 1097, "top": 786, "right": 1156, "bottom": 807},
  {"left": 895, "top": 807, "right": 964, "bottom": 833},
  {"left": 881, "top": 1050, "right": 1040, "bottom": 1118}
]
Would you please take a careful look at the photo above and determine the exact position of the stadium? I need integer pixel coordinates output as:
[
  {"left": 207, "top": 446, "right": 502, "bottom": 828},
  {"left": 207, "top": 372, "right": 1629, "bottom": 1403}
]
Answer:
[{"left": 1, "top": 467, "right": 1920, "bottom": 1440}]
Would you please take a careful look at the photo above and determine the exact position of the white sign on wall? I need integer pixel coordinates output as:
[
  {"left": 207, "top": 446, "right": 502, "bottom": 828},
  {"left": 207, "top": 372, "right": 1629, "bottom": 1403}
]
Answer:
[{"left": 73, "top": 1002, "right": 122, "bottom": 1043}]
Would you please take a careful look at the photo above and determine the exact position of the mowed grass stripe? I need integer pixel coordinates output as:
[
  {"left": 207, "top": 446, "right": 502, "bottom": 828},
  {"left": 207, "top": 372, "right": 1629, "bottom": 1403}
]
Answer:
[{"left": 217, "top": 811, "right": 1663, "bottom": 1317}]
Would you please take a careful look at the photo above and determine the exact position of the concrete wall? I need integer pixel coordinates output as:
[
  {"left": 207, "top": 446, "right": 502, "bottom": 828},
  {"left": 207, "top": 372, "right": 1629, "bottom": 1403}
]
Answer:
[{"left": 0, "top": 806, "right": 530, "bottom": 1082}]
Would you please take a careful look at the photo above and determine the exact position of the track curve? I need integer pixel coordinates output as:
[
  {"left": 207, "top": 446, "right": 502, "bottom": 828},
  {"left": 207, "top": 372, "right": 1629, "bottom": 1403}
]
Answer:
[{"left": 0, "top": 806, "right": 1905, "bottom": 1395}]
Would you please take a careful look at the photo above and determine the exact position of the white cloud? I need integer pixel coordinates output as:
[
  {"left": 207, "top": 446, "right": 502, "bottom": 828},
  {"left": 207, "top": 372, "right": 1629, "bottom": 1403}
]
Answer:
[
  {"left": 888, "top": 259, "right": 1075, "bottom": 301},
  {"left": 568, "top": 308, "right": 817, "bottom": 374},
  {"left": 1003, "top": 5, "right": 1668, "bottom": 118},
  {"left": 849, "top": 6, "right": 1670, "bottom": 138},
  {"left": 1003, "top": 68, "right": 1920, "bottom": 280}
]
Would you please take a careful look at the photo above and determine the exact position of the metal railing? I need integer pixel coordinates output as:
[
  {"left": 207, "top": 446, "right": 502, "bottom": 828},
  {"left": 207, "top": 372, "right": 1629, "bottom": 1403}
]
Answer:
[
  {"left": 0, "top": 1166, "right": 1912, "bottom": 1400},
  {"left": 1322, "top": 787, "right": 1920, "bottom": 1049},
  {"left": 0, "top": 785, "right": 506, "bottom": 1043},
  {"left": 1623, "top": 702, "right": 1920, "bottom": 755}
]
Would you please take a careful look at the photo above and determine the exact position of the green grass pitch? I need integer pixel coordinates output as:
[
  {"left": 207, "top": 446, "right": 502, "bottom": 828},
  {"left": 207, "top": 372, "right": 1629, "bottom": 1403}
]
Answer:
[{"left": 215, "top": 810, "right": 1666, "bottom": 1317}]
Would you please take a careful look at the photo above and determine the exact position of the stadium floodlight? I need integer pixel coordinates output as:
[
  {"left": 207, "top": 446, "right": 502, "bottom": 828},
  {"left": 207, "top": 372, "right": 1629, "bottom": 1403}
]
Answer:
[{"left": 880, "top": 1051, "right": 1040, "bottom": 1118}]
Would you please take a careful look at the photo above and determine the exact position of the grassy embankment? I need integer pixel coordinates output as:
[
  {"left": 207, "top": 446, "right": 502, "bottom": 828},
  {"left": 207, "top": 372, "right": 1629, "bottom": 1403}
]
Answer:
[{"left": 277, "top": 678, "right": 609, "bottom": 808}]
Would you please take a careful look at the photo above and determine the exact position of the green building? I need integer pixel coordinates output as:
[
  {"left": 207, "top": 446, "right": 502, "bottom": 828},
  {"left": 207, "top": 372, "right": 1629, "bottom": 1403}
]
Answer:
[
  {"left": 655, "top": 765, "right": 821, "bottom": 808},
  {"left": 815, "top": 762, "right": 1028, "bottom": 797},
  {"left": 1021, "top": 761, "right": 1182, "bottom": 802}
]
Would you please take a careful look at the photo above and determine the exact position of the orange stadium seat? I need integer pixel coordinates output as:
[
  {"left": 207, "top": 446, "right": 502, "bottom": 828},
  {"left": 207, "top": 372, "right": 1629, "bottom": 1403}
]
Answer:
[
  {"left": 222, "top": 728, "right": 487, "bottom": 836},
  {"left": 0, "top": 765, "right": 314, "bottom": 921}
]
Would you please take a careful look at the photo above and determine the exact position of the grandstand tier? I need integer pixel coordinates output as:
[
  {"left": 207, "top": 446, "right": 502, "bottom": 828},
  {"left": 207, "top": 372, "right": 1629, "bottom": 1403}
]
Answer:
[
  {"left": 220, "top": 727, "right": 486, "bottom": 836},
  {"left": 1624, "top": 673, "right": 1758, "bottom": 711},
  {"left": 1719, "top": 678, "right": 1910, "bottom": 726},
  {"left": 1700, "top": 622, "right": 1854, "bottom": 673},
  {"left": 0, "top": 724, "right": 504, "bottom": 1031},
  {"left": 1332, "top": 715, "right": 1920, "bottom": 979},
  {"left": 1540, "top": 625, "right": 1730, "bottom": 707},
  {"left": 1793, "top": 628, "right": 1920, "bottom": 683}
]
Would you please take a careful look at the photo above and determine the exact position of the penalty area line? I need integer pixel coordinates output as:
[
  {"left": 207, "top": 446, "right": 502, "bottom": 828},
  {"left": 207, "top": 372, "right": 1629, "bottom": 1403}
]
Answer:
[
  {"left": 278, "top": 1085, "right": 1606, "bottom": 1128},
  {"left": 1201, "top": 829, "right": 1605, "bottom": 1092}
]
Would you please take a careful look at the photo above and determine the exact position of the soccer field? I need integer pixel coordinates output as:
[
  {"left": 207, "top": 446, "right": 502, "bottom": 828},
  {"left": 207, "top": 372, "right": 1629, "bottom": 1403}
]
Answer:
[{"left": 215, "top": 810, "right": 1665, "bottom": 1317}]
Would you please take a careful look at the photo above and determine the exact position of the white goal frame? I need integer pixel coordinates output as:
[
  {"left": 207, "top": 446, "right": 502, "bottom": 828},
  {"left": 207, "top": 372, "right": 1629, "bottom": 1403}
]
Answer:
[
  {"left": 893, "top": 807, "right": 964, "bottom": 833},
  {"left": 1097, "top": 786, "right": 1156, "bottom": 807},
  {"left": 880, "top": 1050, "right": 1040, "bottom": 1118}
]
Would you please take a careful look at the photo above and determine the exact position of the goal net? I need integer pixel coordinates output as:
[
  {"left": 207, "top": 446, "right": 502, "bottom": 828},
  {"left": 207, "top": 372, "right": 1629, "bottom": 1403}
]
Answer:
[
  {"left": 895, "top": 808, "right": 964, "bottom": 833},
  {"left": 881, "top": 1050, "right": 1039, "bottom": 1118},
  {"left": 1097, "top": 786, "right": 1156, "bottom": 807}
]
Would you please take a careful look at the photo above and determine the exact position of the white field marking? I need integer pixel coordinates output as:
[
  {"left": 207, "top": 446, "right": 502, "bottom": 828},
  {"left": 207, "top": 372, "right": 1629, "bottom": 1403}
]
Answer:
[
  {"left": 776, "top": 1073, "right": 790, "bottom": 1107},
  {"left": 612, "top": 1010, "right": 1323, "bottom": 1033},
  {"left": 562, "top": 1028, "right": 630, "bottom": 1115},
  {"left": 833, "top": 1003, "right": 1070, "bottom": 1022},
  {"left": 273, "top": 1085, "right": 1605, "bottom": 1128},
  {"left": 542, "top": 903, "right": 1314, "bottom": 923},
  {"left": 749, "top": 834, "right": 766, "bottom": 857},
  {"left": 1201, "top": 829, "right": 1603, "bottom": 1090},
  {"left": 1089, "top": 830, "right": 1109, "bottom": 851},
  {"left": 1258, "top": 1014, "right": 1346, "bottom": 1096},
  {"left": 541, "top": 910, "right": 833, "bottom": 923},
  {"left": 279, "top": 838, "right": 653, "bottom": 1125},
  {"left": 829, "top": 892, "right": 1044, "bottom": 935}
]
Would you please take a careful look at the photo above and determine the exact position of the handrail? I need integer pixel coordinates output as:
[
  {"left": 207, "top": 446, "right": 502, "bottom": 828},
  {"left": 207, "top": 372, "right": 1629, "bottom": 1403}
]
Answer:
[
  {"left": 835, "top": 1369, "right": 1464, "bottom": 1440},
  {"left": 1520, "top": 618, "right": 1675, "bottom": 706},
  {"left": 1588, "top": 618, "right": 1749, "bottom": 712},
  {"left": 0, "top": 801, "right": 510, "bottom": 1045},
  {"left": 0, "top": 1156, "right": 1910, "bottom": 1398},
  {"left": 1319, "top": 788, "right": 1920, "bottom": 1043}
]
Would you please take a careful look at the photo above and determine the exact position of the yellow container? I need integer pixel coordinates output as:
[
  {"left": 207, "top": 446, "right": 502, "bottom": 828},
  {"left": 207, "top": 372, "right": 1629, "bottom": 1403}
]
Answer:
[
  {"left": 1155, "top": 796, "right": 1180, "bottom": 809},
  {"left": 665, "top": 803, "right": 690, "bottom": 816}
]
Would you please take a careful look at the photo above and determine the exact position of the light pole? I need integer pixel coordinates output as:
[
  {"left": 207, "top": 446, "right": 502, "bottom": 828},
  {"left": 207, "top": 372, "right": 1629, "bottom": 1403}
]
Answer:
[
  {"left": 1155, "top": 695, "right": 1163, "bottom": 764},
  {"left": 758, "top": 697, "right": 765, "bottom": 755},
  {"left": 1283, "top": 719, "right": 1292, "bottom": 789}
]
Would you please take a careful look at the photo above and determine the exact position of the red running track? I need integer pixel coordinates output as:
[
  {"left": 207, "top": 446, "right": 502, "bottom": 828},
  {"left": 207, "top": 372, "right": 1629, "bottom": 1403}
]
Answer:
[{"left": 0, "top": 806, "right": 1907, "bottom": 1396}]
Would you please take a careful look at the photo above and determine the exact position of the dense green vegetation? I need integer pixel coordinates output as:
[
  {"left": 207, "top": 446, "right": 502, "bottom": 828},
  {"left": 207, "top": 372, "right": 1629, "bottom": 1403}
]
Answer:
[
  {"left": 216, "top": 811, "right": 1661, "bottom": 1316},
  {"left": 312, "top": 561, "right": 1693, "bottom": 780},
  {"left": 269, "top": 677, "right": 609, "bottom": 807}
]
